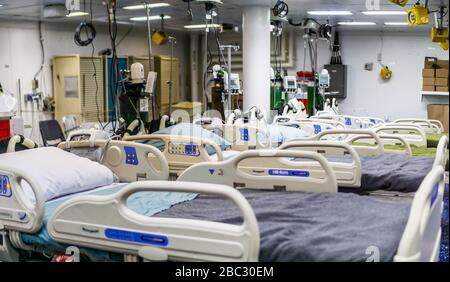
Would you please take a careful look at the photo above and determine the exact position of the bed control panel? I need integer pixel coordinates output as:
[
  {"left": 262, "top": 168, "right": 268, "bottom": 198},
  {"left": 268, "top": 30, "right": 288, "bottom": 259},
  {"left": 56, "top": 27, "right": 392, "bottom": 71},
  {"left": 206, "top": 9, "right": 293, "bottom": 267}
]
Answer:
[
  {"left": 105, "top": 228, "right": 169, "bottom": 247},
  {"left": 168, "top": 142, "right": 200, "bottom": 157},
  {"left": 0, "top": 175, "right": 12, "bottom": 198},
  {"left": 239, "top": 128, "right": 249, "bottom": 141},
  {"left": 124, "top": 146, "right": 139, "bottom": 166}
]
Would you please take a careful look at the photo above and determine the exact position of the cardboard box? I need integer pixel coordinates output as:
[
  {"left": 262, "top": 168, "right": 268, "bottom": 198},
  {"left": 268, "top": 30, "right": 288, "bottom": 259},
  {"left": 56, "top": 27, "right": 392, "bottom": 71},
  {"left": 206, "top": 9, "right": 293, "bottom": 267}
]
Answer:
[
  {"left": 423, "top": 85, "right": 435, "bottom": 91},
  {"left": 436, "top": 86, "right": 449, "bottom": 92},
  {"left": 428, "top": 104, "right": 449, "bottom": 133},
  {"left": 423, "top": 68, "right": 435, "bottom": 77},
  {"left": 423, "top": 77, "right": 435, "bottom": 86},
  {"left": 424, "top": 57, "right": 438, "bottom": 69},
  {"left": 436, "top": 68, "right": 449, "bottom": 78},
  {"left": 436, "top": 59, "right": 449, "bottom": 70},
  {"left": 435, "top": 77, "right": 448, "bottom": 86}
]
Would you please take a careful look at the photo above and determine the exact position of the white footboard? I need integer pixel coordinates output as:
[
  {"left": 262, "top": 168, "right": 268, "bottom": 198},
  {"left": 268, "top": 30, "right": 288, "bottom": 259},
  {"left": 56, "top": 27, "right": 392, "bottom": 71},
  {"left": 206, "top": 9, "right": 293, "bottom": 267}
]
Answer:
[
  {"left": 394, "top": 166, "right": 445, "bottom": 262},
  {"left": 47, "top": 181, "right": 260, "bottom": 262},
  {"left": 279, "top": 141, "right": 361, "bottom": 188}
]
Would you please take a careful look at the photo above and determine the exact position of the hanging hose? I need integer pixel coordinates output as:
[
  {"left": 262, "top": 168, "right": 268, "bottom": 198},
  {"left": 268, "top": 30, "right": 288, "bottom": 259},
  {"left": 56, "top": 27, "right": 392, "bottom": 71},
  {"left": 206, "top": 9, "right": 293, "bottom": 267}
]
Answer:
[{"left": 74, "top": 21, "right": 96, "bottom": 46}]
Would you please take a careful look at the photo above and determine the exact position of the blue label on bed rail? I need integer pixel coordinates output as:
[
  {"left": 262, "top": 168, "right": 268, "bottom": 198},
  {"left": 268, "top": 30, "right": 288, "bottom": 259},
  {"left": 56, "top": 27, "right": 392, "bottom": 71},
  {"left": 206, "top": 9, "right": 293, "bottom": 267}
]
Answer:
[
  {"left": 105, "top": 229, "right": 169, "bottom": 247},
  {"left": 313, "top": 124, "right": 322, "bottom": 134},
  {"left": 345, "top": 117, "right": 352, "bottom": 126},
  {"left": 431, "top": 183, "right": 439, "bottom": 207},
  {"left": 370, "top": 119, "right": 376, "bottom": 125},
  {"left": 0, "top": 176, "right": 12, "bottom": 198},
  {"left": 124, "top": 146, "right": 139, "bottom": 166},
  {"left": 240, "top": 128, "right": 249, "bottom": 141},
  {"left": 268, "top": 169, "right": 310, "bottom": 177}
]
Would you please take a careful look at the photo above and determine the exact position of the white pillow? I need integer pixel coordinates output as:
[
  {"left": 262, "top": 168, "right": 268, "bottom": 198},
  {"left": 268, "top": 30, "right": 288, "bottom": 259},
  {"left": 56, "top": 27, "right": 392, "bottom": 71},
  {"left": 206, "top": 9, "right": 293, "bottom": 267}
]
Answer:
[{"left": 0, "top": 147, "right": 115, "bottom": 202}]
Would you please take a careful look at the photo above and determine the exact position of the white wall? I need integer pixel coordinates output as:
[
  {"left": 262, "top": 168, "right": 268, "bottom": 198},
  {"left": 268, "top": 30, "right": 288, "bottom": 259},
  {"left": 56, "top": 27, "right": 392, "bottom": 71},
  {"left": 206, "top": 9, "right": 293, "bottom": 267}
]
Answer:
[
  {"left": 288, "top": 31, "right": 449, "bottom": 121},
  {"left": 0, "top": 20, "right": 190, "bottom": 143}
]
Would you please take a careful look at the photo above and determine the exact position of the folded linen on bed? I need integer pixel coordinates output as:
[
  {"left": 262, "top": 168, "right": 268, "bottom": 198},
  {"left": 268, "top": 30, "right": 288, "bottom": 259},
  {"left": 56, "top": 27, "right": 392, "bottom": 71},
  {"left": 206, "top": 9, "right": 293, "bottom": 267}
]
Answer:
[{"left": 156, "top": 189, "right": 411, "bottom": 262}]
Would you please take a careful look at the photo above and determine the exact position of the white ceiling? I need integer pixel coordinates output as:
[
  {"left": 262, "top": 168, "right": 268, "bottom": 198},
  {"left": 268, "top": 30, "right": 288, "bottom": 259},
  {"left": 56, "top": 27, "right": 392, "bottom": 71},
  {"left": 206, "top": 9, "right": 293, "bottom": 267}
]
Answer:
[{"left": 0, "top": 0, "right": 448, "bottom": 32}]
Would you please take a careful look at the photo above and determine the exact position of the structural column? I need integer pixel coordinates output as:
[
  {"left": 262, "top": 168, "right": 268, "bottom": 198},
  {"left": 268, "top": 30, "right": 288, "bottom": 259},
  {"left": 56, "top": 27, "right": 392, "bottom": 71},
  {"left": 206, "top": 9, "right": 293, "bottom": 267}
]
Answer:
[{"left": 242, "top": 5, "right": 271, "bottom": 117}]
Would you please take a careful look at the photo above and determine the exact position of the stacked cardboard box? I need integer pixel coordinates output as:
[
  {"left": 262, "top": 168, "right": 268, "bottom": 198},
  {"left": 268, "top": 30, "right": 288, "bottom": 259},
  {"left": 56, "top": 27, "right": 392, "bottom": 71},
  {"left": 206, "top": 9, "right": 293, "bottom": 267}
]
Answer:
[{"left": 422, "top": 57, "right": 449, "bottom": 92}]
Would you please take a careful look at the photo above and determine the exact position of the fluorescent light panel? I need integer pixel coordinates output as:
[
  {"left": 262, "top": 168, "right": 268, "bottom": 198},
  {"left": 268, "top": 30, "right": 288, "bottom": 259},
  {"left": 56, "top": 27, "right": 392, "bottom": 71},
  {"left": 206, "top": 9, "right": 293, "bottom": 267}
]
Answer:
[
  {"left": 362, "top": 11, "right": 406, "bottom": 15},
  {"left": 307, "top": 11, "right": 353, "bottom": 15},
  {"left": 66, "top": 12, "right": 89, "bottom": 17},
  {"left": 123, "top": 3, "right": 170, "bottom": 10},
  {"left": 184, "top": 24, "right": 222, "bottom": 29},
  {"left": 384, "top": 22, "right": 408, "bottom": 25},
  {"left": 130, "top": 15, "right": 171, "bottom": 21},
  {"left": 338, "top": 21, "right": 376, "bottom": 25}
]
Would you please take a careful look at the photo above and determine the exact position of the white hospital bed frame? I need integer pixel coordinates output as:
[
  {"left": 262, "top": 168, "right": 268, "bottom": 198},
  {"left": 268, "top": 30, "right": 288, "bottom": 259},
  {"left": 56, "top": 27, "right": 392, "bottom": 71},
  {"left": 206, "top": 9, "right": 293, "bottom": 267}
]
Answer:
[
  {"left": 204, "top": 123, "right": 272, "bottom": 151},
  {"left": 123, "top": 134, "right": 230, "bottom": 177},
  {"left": 57, "top": 140, "right": 170, "bottom": 183},
  {"left": 393, "top": 118, "right": 444, "bottom": 134}
]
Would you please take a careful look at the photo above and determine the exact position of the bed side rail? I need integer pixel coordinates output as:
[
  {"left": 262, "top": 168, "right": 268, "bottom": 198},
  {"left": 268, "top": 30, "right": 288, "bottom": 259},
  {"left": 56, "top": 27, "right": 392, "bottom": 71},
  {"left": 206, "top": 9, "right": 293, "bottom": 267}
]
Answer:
[
  {"left": 178, "top": 150, "right": 338, "bottom": 192},
  {"left": 47, "top": 181, "right": 260, "bottom": 262},
  {"left": 373, "top": 125, "right": 427, "bottom": 147},
  {"left": 433, "top": 135, "right": 448, "bottom": 169},
  {"left": 349, "top": 134, "right": 413, "bottom": 156},
  {"left": 6, "top": 135, "right": 38, "bottom": 153},
  {"left": 279, "top": 141, "right": 361, "bottom": 188},
  {"left": 303, "top": 129, "right": 385, "bottom": 156},
  {"left": 0, "top": 166, "right": 45, "bottom": 234},
  {"left": 393, "top": 118, "right": 443, "bottom": 134},
  {"left": 124, "top": 134, "right": 223, "bottom": 176},
  {"left": 394, "top": 166, "right": 445, "bottom": 262},
  {"left": 208, "top": 124, "right": 272, "bottom": 151},
  {"left": 274, "top": 119, "right": 337, "bottom": 137},
  {"left": 58, "top": 140, "right": 169, "bottom": 182}
]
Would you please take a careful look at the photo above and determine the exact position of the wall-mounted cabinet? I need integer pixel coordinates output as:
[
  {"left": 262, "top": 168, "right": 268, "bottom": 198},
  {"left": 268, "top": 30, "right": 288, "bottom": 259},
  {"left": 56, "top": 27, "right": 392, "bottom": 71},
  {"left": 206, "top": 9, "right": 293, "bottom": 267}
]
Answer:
[{"left": 52, "top": 55, "right": 105, "bottom": 124}]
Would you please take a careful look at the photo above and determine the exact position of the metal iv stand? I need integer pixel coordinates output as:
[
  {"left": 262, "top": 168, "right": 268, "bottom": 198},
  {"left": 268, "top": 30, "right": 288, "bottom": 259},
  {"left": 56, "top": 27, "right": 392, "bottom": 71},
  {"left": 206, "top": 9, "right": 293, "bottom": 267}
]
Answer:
[
  {"left": 167, "top": 36, "right": 177, "bottom": 121},
  {"left": 219, "top": 44, "right": 240, "bottom": 114}
]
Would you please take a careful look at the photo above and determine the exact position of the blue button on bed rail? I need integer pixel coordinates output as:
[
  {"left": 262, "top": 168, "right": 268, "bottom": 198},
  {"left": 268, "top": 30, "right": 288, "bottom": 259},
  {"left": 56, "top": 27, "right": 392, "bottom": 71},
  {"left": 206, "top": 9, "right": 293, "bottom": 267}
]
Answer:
[{"left": 0, "top": 175, "right": 12, "bottom": 198}]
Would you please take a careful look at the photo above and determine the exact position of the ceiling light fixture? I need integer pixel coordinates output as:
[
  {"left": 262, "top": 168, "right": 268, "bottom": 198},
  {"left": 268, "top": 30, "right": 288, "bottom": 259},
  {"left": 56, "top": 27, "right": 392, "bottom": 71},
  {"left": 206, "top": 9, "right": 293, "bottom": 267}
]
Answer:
[
  {"left": 66, "top": 12, "right": 89, "bottom": 17},
  {"left": 384, "top": 22, "right": 409, "bottom": 25},
  {"left": 130, "top": 15, "right": 172, "bottom": 22},
  {"left": 123, "top": 3, "right": 171, "bottom": 10},
  {"left": 184, "top": 24, "right": 222, "bottom": 29},
  {"left": 362, "top": 11, "right": 407, "bottom": 15},
  {"left": 307, "top": 11, "right": 353, "bottom": 16},
  {"left": 338, "top": 21, "right": 377, "bottom": 26}
]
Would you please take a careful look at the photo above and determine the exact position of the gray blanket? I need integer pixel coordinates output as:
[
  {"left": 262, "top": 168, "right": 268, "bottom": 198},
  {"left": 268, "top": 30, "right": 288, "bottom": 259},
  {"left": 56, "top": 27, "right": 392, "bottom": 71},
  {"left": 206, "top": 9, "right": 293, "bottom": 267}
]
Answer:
[
  {"left": 325, "top": 154, "right": 434, "bottom": 193},
  {"left": 156, "top": 190, "right": 412, "bottom": 262}
]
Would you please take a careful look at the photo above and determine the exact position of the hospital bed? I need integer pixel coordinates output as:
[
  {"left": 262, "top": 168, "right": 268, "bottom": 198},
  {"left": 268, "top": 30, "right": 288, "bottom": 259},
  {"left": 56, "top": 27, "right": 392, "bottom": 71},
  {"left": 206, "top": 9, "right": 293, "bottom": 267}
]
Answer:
[{"left": 1, "top": 145, "right": 445, "bottom": 261}]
